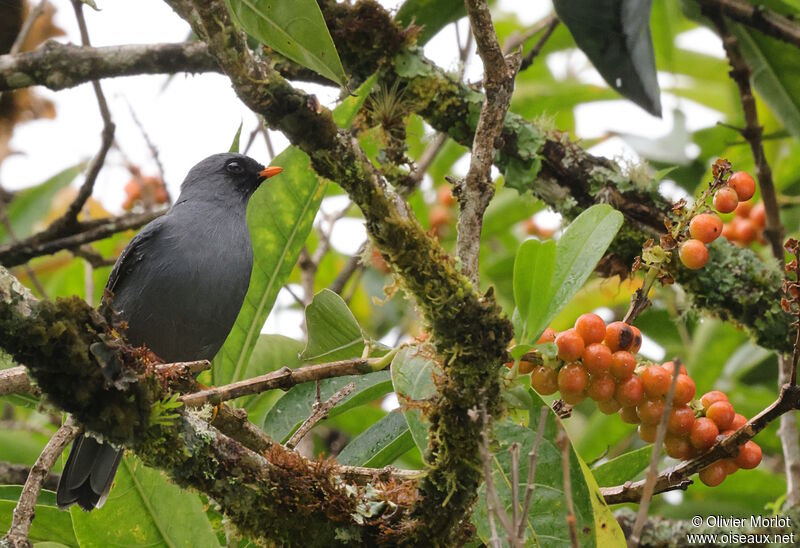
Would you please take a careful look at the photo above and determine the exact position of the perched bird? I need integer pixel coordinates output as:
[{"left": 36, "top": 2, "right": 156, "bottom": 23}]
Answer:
[{"left": 56, "top": 153, "right": 282, "bottom": 510}]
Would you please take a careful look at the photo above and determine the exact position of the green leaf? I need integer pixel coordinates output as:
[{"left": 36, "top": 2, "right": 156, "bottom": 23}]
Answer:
[
  {"left": 262, "top": 371, "right": 393, "bottom": 443},
  {"left": 472, "top": 417, "right": 599, "bottom": 546},
  {"left": 0, "top": 163, "right": 85, "bottom": 244},
  {"left": 336, "top": 411, "right": 414, "bottom": 467},
  {"left": 731, "top": 22, "right": 800, "bottom": 139},
  {"left": 225, "top": 0, "right": 347, "bottom": 85},
  {"left": 212, "top": 146, "right": 326, "bottom": 386},
  {"left": 229, "top": 121, "right": 243, "bottom": 153},
  {"left": 71, "top": 457, "right": 219, "bottom": 548},
  {"left": 513, "top": 238, "right": 556, "bottom": 345},
  {"left": 395, "top": 0, "right": 465, "bottom": 45},
  {"left": 301, "top": 289, "right": 365, "bottom": 363},
  {"left": 592, "top": 446, "right": 652, "bottom": 487},
  {"left": 391, "top": 345, "right": 440, "bottom": 453},
  {"left": 0, "top": 487, "right": 77, "bottom": 546},
  {"left": 332, "top": 73, "right": 377, "bottom": 128},
  {"left": 553, "top": 0, "right": 662, "bottom": 115},
  {"left": 513, "top": 205, "right": 623, "bottom": 345}
]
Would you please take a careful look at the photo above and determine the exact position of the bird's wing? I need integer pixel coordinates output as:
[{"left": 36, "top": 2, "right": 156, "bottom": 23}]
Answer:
[{"left": 105, "top": 215, "right": 167, "bottom": 294}]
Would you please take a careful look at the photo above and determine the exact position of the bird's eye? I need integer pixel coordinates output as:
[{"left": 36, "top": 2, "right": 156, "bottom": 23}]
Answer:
[{"left": 226, "top": 161, "right": 244, "bottom": 175}]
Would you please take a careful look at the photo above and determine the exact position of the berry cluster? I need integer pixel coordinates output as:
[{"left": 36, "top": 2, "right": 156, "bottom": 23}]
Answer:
[
  {"left": 679, "top": 171, "right": 757, "bottom": 270},
  {"left": 520, "top": 313, "right": 762, "bottom": 486},
  {"left": 722, "top": 199, "right": 766, "bottom": 246}
]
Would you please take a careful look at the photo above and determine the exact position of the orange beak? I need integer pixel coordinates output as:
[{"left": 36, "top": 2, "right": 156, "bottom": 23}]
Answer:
[{"left": 259, "top": 166, "right": 283, "bottom": 179}]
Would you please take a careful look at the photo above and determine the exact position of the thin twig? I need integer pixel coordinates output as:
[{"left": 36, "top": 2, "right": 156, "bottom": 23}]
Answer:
[
  {"left": 556, "top": 423, "right": 578, "bottom": 548},
  {"left": 520, "top": 17, "right": 559, "bottom": 71},
  {"left": 4, "top": 422, "right": 80, "bottom": 547},
  {"left": 285, "top": 382, "right": 355, "bottom": 450},
  {"left": 125, "top": 101, "right": 170, "bottom": 203},
  {"left": 458, "top": 0, "right": 521, "bottom": 286},
  {"left": 0, "top": 200, "right": 48, "bottom": 297},
  {"left": 0, "top": 0, "right": 49, "bottom": 105},
  {"left": 509, "top": 442, "right": 520, "bottom": 532},
  {"left": 628, "top": 359, "right": 682, "bottom": 547},
  {"left": 330, "top": 241, "right": 366, "bottom": 294},
  {"left": 503, "top": 14, "right": 558, "bottom": 54},
  {"left": 478, "top": 404, "right": 515, "bottom": 544},
  {"left": 518, "top": 405, "right": 548, "bottom": 539},
  {"left": 180, "top": 355, "right": 392, "bottom": 408},
  {"left": 696, "top": 0, "right": 800, "bottom": 49},
  {"left": 0, "top": 209, "right": 164, "bottom": 267}
]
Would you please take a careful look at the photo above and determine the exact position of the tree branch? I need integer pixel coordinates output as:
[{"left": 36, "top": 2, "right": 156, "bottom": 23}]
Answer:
[
  {"left": 3, "top": 422, "right": 80, "bottom": 548},
  {"left": 0, "top": 209, "right": 164, "bottom": 266},
  {"left": 0, "top": 462, "right": 60, "bottom": 491},
  {"left": 458, "top": 0, "right": 520, "bottom": 286}
]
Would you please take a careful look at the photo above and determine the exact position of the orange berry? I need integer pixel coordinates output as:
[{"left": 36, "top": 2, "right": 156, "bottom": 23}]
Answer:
[
  {"left": 637, "top": 399, "right": 665, "bottom": 425},
  {"left": 638, "top": 424, "right": 657, "bottom": 443},
  {"left": 437, "top": 185, "right": 457, "bottom": 207},
  {"left": 722, "top": 222, "right": 736, "bottom": 241},
  {"left": 664, "top": 435, "right": 693, "bottom": 459},
  {"left": 555, "top": 329, "right": 585, "bottom": 362},
  {"left": 597, "top": 398, "right": 622, "bottom": 415},
  {"left": 728, "top": 171, "right": 756, "bottom": 201},
  {"left": 557, "top": 363, "right": 589, "bottom": 394},
  {"left": 582, "top": 343, "right": 612, "bottom": 375},
  {"left": 429, "top": 205, "right": 451, "bottom": 228},
  {"left": 610, "top": 351, "right": 636, "bottom": 380},
  {"left": 700, "top": 390, "right": 728, "bottom": 410},
  {"left": 124, "top": 179, "right": 142, "bottom": 200},
  {"left": 667, "top": 406, "right": 695, "bottom": 436},
  {"left": 679, "top": 239, "right": 709, "bottom": 270},
  {"left": 699, "top": 461, "right": 727, "bottom": 486},
  {"left": 730, "top": 217, "right": 757, "bottom": 245},
  {"left": 587, "top": 373, "right": 616, "bottom": 402},
  {"left": 604, "top": 321, "right": 636, "bottom": 352},
  {"left": 537, "top": 327, "right": 557, "bottom": 344},
  {"left": 713, "top": 186, "right": 739, "bottom": 213},
  {"left": 749, "top": 202, "right": 766, "bottom": 228},
  {"left": 641, "top": 366, "right": 671, "bottom": 399},
  {"left": 730, "top": 413, "right": 747, "bottom": 430},
  {"left": 735, "top": 441, "right": 762, "bottom": 469},
  {"left": 518, "top": 360, "right": 535, "bottom": 374},
  {"left": 706, "top": 401, "right": 735, "bottom": 430},
  {"left": 689, "top": 213, "right": 723, "bottom": 244},
  {"left": 574, "top": 313, "right": 606, "bottom": 345},
  {"left": 531, "top": 366, "right": 559, "bottom": 395},
  {"left": 615, "top": 375, "right": 645, "bottom": 407},
  {"left": 673, "top": 374, "right": 696, "bottom": 406},
  {"left": 662, "top": 361, "right": 688, "bottom": 376},
  {"left": 619, "top": 406, "right": 640, "bottom": 424},
  {"left": 721, "top": 458, "right": 739, "bottom": 475},
  {"left": 734, "top": 200, "right": 753, "bottom": 218},
  {"left": 690, "top": 417, "right": 719, "bottom": 450}
]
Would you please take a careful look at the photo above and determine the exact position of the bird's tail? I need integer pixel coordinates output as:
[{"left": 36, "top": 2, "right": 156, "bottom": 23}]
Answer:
[{"left": 56, "top": 435, "right": 123, "bottom": 511}]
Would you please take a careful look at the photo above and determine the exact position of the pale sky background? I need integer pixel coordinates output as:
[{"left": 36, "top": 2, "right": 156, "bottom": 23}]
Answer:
[{"left": 1, "top": 0, "right": 725, "bottom": 353}]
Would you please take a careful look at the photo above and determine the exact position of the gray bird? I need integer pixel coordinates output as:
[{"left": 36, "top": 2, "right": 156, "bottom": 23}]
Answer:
[{"left": 56, "top": 153, "right": 282, "bottom": 510}]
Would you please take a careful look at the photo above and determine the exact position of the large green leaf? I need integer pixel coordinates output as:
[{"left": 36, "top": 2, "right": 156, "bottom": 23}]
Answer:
[
  {"left": 391, "top": 345, "right": 439, "bottom": 454},
  {"left": 262, "top": 371, "right": 393, "bottom": 443},
  {"left": 71, "top": 457, "right": 219, "bottom": 547},
  {"left": 336, "top": 411, "right": 414, "bottom": 467},
  {"left": 395, "top": 0, "right": 465, "bottom": 45},
  {"left": 592, "top": 446, "right": 652, "bottom": 487},
  {"left": 300, "top": 289, "right": 365, "bottom": 363},
  {"left": 732, "top": 22, "right": 800, "bottom": 139},
  {"left": 553, "top": 0, "right": 662, "bottom": 115},
  {"left": 225, "top": 0, "right": 346, "bottom": 85},
  {"left": 0, "top": 487, "right": 77, "bottom": 546},
  {"left": 0, "top": 163, "right": 85, "bottom": 244},
  {"left": 472, "top": 416, "right": 612, "bottom": 546},
  {"left": 513, "top": 204, "right": 623, "bottom": 345},
  {"left": 212, "top": 147, "right": 326, "bottom": 386}
]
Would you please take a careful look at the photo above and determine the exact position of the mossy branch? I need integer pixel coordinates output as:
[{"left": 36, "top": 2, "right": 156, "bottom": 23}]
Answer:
[{"left": 0, "top": 266, "right": 418, "bottom": 546}]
